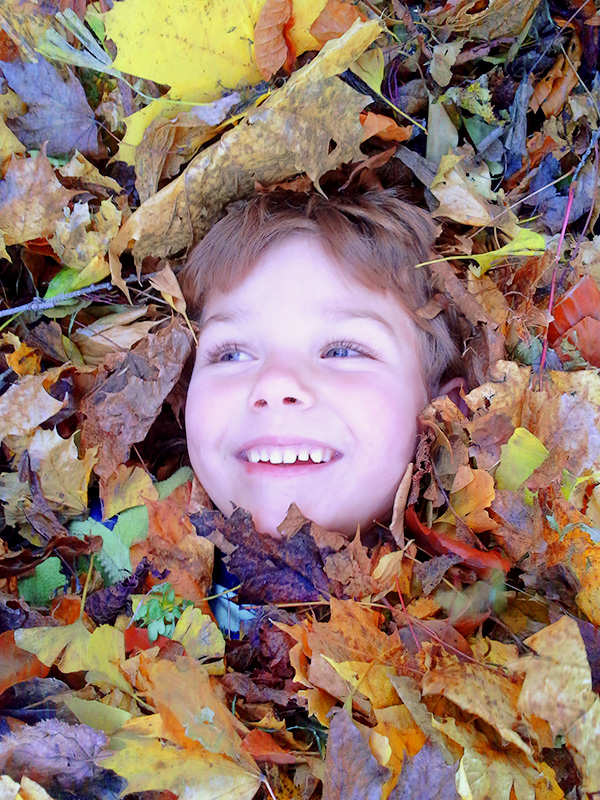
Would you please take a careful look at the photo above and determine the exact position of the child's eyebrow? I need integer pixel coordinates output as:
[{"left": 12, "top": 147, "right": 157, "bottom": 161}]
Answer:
[{"left": 199, "top": 308, "right": 398, "bottom": 337}]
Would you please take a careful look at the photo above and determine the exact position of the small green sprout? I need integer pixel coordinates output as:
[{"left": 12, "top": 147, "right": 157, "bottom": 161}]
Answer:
[{"left": 130, "top": 582, "right": 193, "bottom": 642}]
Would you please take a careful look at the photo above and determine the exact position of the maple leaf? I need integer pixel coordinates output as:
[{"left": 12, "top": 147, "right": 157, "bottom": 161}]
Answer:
[
  {"left": 0, "top": 57, "right": 100, "bottom": 156},
  {"left": 109, "top": 19, "right": 382, "bottom": 274}
]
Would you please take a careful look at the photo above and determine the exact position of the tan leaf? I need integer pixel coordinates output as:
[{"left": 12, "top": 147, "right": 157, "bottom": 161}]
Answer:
[
  {"left": 148, "top": 264, "right": 187, "bottom": 314},
  {"left": 422, "top": 650, "right": 532, "bottom": 755},
  {"left": 70, "top": 306, "right": 159, "bottom": 366},
  {"left": 0, "top": 150, "right": 80, "bottom": 246},
  {"left": 254, "top": 0, "right": 292, "bottom": 80},
  {"left": 0, "top": 368, "right": 67, "bottom": 445}
]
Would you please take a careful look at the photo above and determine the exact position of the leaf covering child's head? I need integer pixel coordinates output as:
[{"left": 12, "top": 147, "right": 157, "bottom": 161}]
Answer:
[{"left": 180, "top": 189, "right": 463, "bottom": 538}]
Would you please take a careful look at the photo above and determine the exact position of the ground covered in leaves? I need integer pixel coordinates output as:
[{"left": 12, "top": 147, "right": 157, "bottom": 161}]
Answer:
[{"left": 1, "top": 0, "right": 600, "bottom": 798}]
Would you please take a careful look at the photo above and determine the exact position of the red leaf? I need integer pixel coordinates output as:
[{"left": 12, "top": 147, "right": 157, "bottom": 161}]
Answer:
[
  {"left": 548, "top": 275, "right": 600, "bottom": 344},
  {"left": 123, "top": 625, "right": 173, "bottom": 654},
  {"left": 404, "top": 507, "right": 511, "bottom": 575}
]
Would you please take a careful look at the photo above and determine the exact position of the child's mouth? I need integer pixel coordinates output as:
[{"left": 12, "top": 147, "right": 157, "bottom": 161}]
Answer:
[{"left": 238, "top": 443, "right": 342, "bottom": 474}]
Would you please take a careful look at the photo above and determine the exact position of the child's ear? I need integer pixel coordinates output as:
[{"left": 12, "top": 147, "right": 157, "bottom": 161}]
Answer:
[{"left": 437, "top": 376, "right": 469, "bottom": 415}]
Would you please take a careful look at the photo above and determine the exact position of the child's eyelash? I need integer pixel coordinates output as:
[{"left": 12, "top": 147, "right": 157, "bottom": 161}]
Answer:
[{"left": 204, "top": 339, "right": 378, "bottom": 363}]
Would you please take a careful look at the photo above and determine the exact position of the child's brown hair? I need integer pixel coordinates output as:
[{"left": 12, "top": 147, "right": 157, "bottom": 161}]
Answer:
[{"left": 179, "top": 189, "right": 462, "bottom": 395}]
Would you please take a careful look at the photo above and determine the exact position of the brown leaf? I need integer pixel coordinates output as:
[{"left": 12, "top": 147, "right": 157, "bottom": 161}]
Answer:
[
  {"left": 80, "top": 319, "right": 193, "bottom": 480},
  {"left": 254, "top": 0, "right": 293, "bottom": 80},
  {"left": 0, "top": 367, "right": 67, "bottom": 445},
  {"left": 322, "top": 708, "right": 389, "bottom": 800},
  {"left": 0, "top": 150, "right": 81, "bottom": 246}
]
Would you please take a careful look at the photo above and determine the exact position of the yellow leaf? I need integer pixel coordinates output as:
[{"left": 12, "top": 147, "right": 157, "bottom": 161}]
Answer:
[
  {"left": 109, "top": 18, "right": 381, "bottom": 279},
  {"left": 64, "top": 696, "right": 131, "bottom": 734},
  {"left": 101, "top": 464, "right": 158, "bottom": 519},
  {"left": 469, "top": 227, "right": 547, "bottom": 277},
  {"left": 322, "top": 657, "right": 400, "bottom": 709},
  {"left": 49, "top": 199, "right": 122, "bottom": 272},
  {"left": 350, "top": 47, "right": 384, "bottom": 93},
  {"left": 171, "top": 606, "right": 226, "bottom": 663},
  {"left": 15, "top": 622, "right": 132, "bottom": 694},
  {"left": 28, "top": 429, "right": 98, "bottom": 515},
  {"left": 101, "top": 735, "right": 261, "bottom": 799},
  {"left": 495, "top": 428, "right": 549, "bottom": 491},
  {"left": 0, "top": 116, "right": 25, "bottom": 159},
  {"left": 449, "top": 466, "right": 497, "bottom": 533},
  {"left": 4, "top": 336, "right": 41, "bottom": 377}
]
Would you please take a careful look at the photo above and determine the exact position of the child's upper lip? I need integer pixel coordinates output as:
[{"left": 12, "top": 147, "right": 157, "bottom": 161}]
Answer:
[{"left": 236, "top": 435, "right": 342, "bottom": 456}]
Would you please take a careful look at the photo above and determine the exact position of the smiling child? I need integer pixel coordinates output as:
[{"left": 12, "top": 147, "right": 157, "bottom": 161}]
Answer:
[{"left": 180, "top": 190, "right": 463, "bottom": 539}]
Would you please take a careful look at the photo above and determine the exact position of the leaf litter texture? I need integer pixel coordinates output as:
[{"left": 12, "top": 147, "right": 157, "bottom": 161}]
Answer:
[{"left": 3, "top": 0, "right": 600, "bottom": 798}]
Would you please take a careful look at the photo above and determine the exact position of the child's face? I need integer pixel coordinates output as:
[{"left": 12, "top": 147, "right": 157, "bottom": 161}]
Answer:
[{"left": 186, "top": 235, "right": 429, "bottom": 538}]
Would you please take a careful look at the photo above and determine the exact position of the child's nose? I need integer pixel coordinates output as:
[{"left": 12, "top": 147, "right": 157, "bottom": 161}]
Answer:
[{"left": 248, "top": 363, "right": 315, "bottom": 409}]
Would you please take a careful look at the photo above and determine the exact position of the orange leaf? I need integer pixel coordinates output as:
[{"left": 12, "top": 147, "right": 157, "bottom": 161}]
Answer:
[
  {"left": 130, "top": 482, "right": 214, "bottom": 604},
  {"left": 360, "top": 111, "right": 413, "bottom": 143},
  {"left": 310, "top": 0, "right": 365, "bottom": 44},
  {"left": 530, "top": 31, "right": 582, "bottom": 117},
  {"left": 562, "top": 317, "right": 600, "bottom": 368},
  {"left": 241, "top": 729, "right": 296, "bottom": 764},
  {"left": 254, "top": 0, "right": 293, "bottom": 80},
  {"left": 0, "top": 630, "right": 50, "bottom": 695}
]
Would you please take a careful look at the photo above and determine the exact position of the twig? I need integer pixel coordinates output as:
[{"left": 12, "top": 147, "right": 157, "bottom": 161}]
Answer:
[
  {"left": 0, "top": 271, "right": 160, "bottom": 319},
  {"left": 538, "top": 181, "right": 575, "bottom": 387}
]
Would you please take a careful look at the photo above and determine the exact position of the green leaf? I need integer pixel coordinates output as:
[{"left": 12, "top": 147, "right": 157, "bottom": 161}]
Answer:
[
  {"left": 18, "top": 557, "right": 65, "bottom": 606},
  {"left": 495, "top": 428, "right": 549, "bottom": 491}
]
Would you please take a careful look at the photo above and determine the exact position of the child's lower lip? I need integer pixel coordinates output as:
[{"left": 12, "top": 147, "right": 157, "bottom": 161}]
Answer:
[{"left": 238, "top": 458, "right": 339, "bottom": 476}]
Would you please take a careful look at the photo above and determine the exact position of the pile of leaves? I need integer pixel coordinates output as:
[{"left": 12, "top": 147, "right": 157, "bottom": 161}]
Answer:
[{"left": 1, "top": 0, "right": 600, "bottom": 797}]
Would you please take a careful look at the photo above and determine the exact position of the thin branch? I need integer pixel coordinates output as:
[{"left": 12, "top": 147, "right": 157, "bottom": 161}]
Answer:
[{"left": 0, "top": 271, "right": 161, "bottom": 320}]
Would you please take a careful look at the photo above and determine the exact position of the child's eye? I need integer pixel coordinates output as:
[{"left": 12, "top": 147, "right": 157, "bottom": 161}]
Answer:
[
  {"left": 323, "top": 341, "right": 374, "bottom": 359},
  {"left": 205, "top": 341, "right": 252, "bottom": 363}
]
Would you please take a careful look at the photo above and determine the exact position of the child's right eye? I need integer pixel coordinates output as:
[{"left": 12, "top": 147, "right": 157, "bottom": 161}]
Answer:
[{"left": 206, "top": 342, "right": 252, "bottom": 363}]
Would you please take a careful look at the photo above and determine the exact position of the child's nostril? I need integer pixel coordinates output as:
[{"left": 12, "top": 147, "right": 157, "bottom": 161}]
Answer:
[{"left": 284, "top": 397, "right": 298, "bottom": 404}]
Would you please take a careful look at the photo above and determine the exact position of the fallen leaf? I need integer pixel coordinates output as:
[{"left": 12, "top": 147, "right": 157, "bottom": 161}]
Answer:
[
  {"left": 0, "top": 57, "right": 99, "bottom": 156},
  {"left": 0, "top": 151, "right": 80, "bottom": 246},
  {"left": 0, "top": 719, "right": 111, "bottom": 793},
  {"left": 100, "top": 734, "right": 261, "bottom": 799},
  {"left": 80, "top": 319, "right": 193, "bottom": 480},
  {"left": 310, "top": 0, "right": 365, "bottom": 44},
  {"left": 322, "top": 708, "right": 390, "bottom": 800},
  {"left": 254, "top": 0, "right": 293, "bottom": 80},
  {"left": 388, "top": 743, "right": 459, "bottom": 800},
  {"left": 0, "top": 630, "right": 50, "bottom": 695},
  {"left": 130, "top": 481, "right": 214, "bottom": 604},
  {"left": 109, "top": 19, "right": 382, "bottom": 275},
  {"left": 241, "top": 728, "right": 295, "bottom": 764},
  {"left": 100, "top": 463, "right": 158, "bottom": 520}
]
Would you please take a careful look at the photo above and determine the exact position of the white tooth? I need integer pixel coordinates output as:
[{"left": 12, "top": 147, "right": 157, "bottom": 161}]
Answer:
[
  {"left": 283, "top": 448, "right": 297, "bottom": 464},
  {"left": 248, "top": 451, "right": 260, "bottom": 463},
  {"left": 310, "top": 448, "right": 323, "bottom": 463},
  {"left": 322, "top": 449, "right": 333, "bottom": 462},
  {"left": 259, "top": 449, "right": 270, "bottom": 462},
  {"left": 269, "top": 450, "right": 283, "bottom": 464},
  {"left": 297, "top": 448, "right": 310, "bottom": 461}
]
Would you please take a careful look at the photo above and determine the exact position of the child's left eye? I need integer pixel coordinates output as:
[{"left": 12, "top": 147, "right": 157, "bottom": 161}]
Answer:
[{"left": 323, "top": 341, "right": 373, "bottom": 358}]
